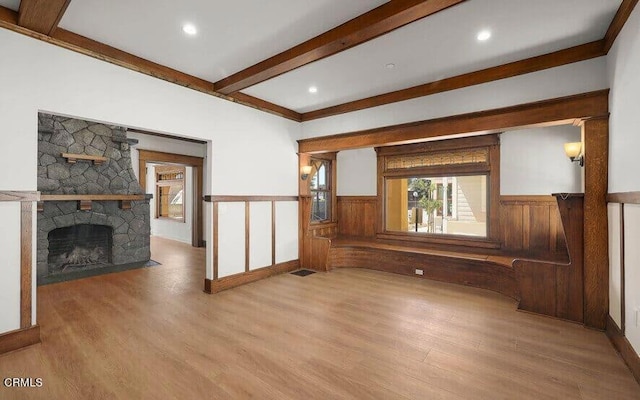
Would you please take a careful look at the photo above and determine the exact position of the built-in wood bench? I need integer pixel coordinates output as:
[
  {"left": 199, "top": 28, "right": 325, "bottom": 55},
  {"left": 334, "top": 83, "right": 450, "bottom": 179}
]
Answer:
[
  {"left": 308, "top": 194, "right": 584, "bottom": 323},
  {"left": 311, "top": 235, "right": 522, "bottom": 299}
]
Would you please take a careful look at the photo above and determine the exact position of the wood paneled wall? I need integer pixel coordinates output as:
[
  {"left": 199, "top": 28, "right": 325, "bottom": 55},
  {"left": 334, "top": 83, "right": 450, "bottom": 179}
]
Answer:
[
  {"left": 334, "top": 195, "right": 569, "bottom": 260},
  {"left": 299, "top": 196, "right": 337, "bottom": 271},
  {"left": 337, "top": 196, "right": 377, "bottom": 238},
  {"left": 514, "top": 194, "right": 584, "bottom": 323},
  {"left": 500, "top": 196, "right": 568, "bottom": 258}
]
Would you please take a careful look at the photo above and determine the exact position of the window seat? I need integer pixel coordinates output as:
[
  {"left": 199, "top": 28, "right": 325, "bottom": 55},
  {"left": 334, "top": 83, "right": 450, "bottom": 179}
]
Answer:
[
  {"left": 328, "top": 236, "right": 516, "bottom": 267},
  {"left": 309, "top": 233, "right": 577, "bottom": 321}
]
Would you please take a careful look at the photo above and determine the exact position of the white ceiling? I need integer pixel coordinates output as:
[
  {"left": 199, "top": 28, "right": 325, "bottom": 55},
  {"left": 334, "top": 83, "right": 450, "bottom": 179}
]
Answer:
[
  {"left": 0, "top": 0, "right": 19, "bottom": 11},
  {"left": 57, "top": 0, "right": 387, "bottom": 83},
  {"left": 0, "top": 0, "right": 622, "bottom": 114},
  {"left": 243, "top": 0, "right": 621, "bottom": 112}
]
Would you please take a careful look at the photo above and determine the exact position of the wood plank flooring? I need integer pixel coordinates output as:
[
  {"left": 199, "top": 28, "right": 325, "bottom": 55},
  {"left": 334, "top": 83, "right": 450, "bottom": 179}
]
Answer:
[{"left": 0, "top": 236, "right": 638, "bottom": 399}]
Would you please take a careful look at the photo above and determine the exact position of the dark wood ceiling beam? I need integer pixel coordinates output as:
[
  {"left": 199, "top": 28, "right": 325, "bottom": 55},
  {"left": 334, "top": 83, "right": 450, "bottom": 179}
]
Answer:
[
  {"left": 18, "top": 0, "right": 71, "bottom": 35},
  {"left": 301, "top": 0, "right": 638, "bottom": 121},
  {"left": 213, "top": 0, "right": 466, "bottom": 95},
  {"left": 297, "top": 90, "right": 609, "bottom": 153},
  {"left": 0, "top": 6, "right": 301, "bottom": 121},
  {"left": 301, "top": 40, "right": 606, "bottom": 121},
  {"left": 227, "top": 93, "right": 302, "bottom": 121},
  {"left": 604, "top": 0, "right": 639, "bottom": 52}
]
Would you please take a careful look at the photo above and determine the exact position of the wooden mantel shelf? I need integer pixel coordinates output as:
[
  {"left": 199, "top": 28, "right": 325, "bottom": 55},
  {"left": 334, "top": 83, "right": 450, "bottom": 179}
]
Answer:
[
  {"left": 38, "top": 194, "right": 152, "bottom": 212},
  {"left": 62, "top": 153, "right": 107, "bottom": 165},
  {"left": 40, "top": 194, "right": 151, "bottom": 201}
]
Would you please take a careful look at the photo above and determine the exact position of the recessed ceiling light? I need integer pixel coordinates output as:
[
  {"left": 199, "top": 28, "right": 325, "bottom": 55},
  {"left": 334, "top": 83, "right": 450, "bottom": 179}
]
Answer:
[
  {"left": 308, "top": 86, "right": 318, "bottom": 94},
  {"left": 477, "top": 30, "right": 491, "bottom": 42},
  {"left": 182, "top": 23, "right": 197, "bottom": 36},
  {"left": 385, "top": 63, "right": 396, "bottom": 69}
]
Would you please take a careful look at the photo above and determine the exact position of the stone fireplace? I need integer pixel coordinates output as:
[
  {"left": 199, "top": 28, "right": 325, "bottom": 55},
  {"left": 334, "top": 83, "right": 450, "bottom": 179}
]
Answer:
[{"left": 37, "top": 113, "right": 151, "bottom": 284}]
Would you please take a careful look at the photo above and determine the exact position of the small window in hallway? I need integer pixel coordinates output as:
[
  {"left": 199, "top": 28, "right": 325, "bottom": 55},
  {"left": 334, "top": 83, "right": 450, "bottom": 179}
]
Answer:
[{"left": 156, "top": 165, "right": 185, "bottom": 221}]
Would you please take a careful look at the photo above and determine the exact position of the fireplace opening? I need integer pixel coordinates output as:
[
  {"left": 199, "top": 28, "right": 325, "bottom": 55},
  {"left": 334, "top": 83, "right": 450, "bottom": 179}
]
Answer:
[{"left": 48, "top": 224, "right": 113, "bottom": 274}]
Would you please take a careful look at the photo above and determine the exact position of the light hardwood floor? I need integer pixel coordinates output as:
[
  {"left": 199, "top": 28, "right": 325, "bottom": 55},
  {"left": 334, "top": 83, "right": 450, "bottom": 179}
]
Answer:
[{"left": 0, "top": 236, "right": 638, "bottom": 399}]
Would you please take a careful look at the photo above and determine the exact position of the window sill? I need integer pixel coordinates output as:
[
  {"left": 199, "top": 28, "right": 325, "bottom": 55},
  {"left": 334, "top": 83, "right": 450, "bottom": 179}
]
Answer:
[
  {"left": 377, "top": 232, "right": 501, "bottom": 250},
  {"left": 309, "top": 221, "right": 337, "bottom": 229},
  {"left": 155, "top": 217, "right": 186, "bottom": 223}
]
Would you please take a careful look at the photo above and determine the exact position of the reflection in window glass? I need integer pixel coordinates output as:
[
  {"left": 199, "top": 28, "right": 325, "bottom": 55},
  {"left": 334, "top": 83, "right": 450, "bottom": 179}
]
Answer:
[{"left": 386, "top": 175, "right": 487, "bottom": 237}]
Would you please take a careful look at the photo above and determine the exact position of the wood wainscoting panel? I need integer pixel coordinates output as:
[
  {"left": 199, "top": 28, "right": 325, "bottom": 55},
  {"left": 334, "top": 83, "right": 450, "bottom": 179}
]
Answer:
[
  {"left": 514, "top": 194, "right": 584, "bottom": 323},
  {"left": 500, "top": 196, "right": 567, "bottom": 258},
  {"left": 329, "top": 246, "right": 518, "bottom": 299},
  {"left": 337, "top": 196, "right": 377, "bottom": 238},
  {"left": 299, "top": 196, "right": 338, "bottom": 270}
]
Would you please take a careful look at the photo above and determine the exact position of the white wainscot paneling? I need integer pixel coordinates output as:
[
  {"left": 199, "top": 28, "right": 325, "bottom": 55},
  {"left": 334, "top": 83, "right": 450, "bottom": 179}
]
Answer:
[
  {"left": 217, "top": 202, "right": 245, "bottom": 278},
  {"left": 608, "top": 203, "right": 622, "bottom": 328},
  {"left": 275, "top": 201, "right": 299, "bottom": 264},
  {"left": 250, "top": 202, "right": 272, "bottom": 270},
  {"left": 624, "top": 204, "right": 640, "bottom": 355},
  {"left": 0, "top": 202, "right": 21, "bottom": 334}
]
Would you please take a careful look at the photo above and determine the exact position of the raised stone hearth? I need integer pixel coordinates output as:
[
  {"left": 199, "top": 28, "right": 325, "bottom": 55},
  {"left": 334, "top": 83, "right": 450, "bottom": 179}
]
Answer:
[{"left": 37, "top": 113, "right": 151, "bottom": 284}]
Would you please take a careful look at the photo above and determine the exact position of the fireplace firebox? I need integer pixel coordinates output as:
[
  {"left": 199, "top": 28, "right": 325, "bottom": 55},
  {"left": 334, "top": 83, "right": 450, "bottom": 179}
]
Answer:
[{"left": 47, "top": 224, "right": 113, "bottom": 274}]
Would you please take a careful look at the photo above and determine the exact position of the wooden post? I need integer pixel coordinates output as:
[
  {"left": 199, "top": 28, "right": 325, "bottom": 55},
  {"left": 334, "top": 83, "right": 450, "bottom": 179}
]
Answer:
[
  {"left": 583, "top": 117, "right": 609, "bottom": 330},
  {"left": 20, "top": 202, "right": 32, "bottom": 329}
]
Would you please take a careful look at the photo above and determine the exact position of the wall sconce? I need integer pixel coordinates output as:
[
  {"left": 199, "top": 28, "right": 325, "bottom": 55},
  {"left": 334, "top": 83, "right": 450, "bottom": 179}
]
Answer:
[
  {"left": 564, "top": 142, "right": 584, "bottom": 167},
  {"left": 300, "top": 165, "right": 313, "bottom": 180}
]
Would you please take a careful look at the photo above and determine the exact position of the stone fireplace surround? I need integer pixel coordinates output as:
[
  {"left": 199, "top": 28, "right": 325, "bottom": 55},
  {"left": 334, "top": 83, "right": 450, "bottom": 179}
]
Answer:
[{"left": 37, "top": 113, "right": 151, "bottom": 284}]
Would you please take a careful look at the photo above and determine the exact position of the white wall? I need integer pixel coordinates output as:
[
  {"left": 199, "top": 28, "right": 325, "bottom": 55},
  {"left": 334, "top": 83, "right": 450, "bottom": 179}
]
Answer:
[
  {"left": 500, "top": 126, "right": 582, "bottom": 195},
  {"left": 335, "top": 126, "right": 582, "bottom": 197},
  {"left": 608, "top": 7, "right": 640, "bottom": 193},
  {"left": 624, "top": 206, "right": 640, "bottom": 354},
  {"left": 146, "top": 164, "right": 193, "bottom": 244},
  {"left": 312, "top": 58, "right": 603, "bottom": 200},
  {"left": 608, "top": 203, "right": 623, "bottom": 328},
  {"left": 0, "top": 28, "right": 300, "bottom": 334},
  {"left": 337, "top": 148, "right": 377, "bottom": 196},
  {"left": 607, "top": 4, "right": 640, "bottom": 355},
  {"left": 128, "top": 131, "right": 207, "bottom": 182},
  {"left": 0, "top": 203, "right": 21, "bottom": 333},
  {"left": 301, "top": 57, "right": 608, "bottom": 139}
]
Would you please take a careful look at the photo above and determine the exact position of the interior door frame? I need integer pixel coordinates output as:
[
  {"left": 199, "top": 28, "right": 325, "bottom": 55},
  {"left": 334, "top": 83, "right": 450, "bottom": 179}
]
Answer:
[{"left": 137, "top": 149, "right": 205, "bottom": 247}]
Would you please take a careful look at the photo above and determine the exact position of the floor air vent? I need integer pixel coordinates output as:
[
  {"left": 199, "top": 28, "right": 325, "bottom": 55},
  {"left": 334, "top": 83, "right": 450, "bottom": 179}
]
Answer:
[{"left": 291, "top": 269, "right": 316, "bottom": 277}]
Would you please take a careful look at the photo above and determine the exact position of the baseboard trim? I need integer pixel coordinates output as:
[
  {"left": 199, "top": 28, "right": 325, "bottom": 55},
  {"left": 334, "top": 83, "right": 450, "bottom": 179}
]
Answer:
[
  {"left": 204, "top": 259, "right": 300, "bottom": 294},
  {"left": 0, "top": 325, "right": 41, "bottom": 355},
  {"left": 606, "top": 315, "right": 640, "bottom": 384}
]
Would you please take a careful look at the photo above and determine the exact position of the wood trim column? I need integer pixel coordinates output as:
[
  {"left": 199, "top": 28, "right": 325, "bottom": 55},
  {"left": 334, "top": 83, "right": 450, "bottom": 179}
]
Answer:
[
  {"left": 583, "top": 117, "right": 609, "bottom": 330},
  {"left": 620, "top": 203, "right": 626, "bottom": 333},
  {"left": 272, "top": 201, "right": 276, "bottom": 266},
  {"left": 20, "top": 201, "right": 32, "bottom": 329},
  {"left": 212, "top": 202, "right": 219, "bottom": 280},
  {"left": 245, "top": 202, "right": 250, "bottom": 272},
  {"left": 193, "top": 166, "right": 204, "bottom": 247}
]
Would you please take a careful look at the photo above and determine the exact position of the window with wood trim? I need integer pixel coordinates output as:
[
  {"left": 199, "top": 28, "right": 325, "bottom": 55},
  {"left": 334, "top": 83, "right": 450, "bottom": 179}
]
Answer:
[
  {"left": 155, "top": 165, "right": 185, "bottom": 222},
  {"left": 310, "top": 158, "right": 333, "bottom": 222},
  {"left": 376, "top": 135, "right": 500, "bottom": 247}
]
